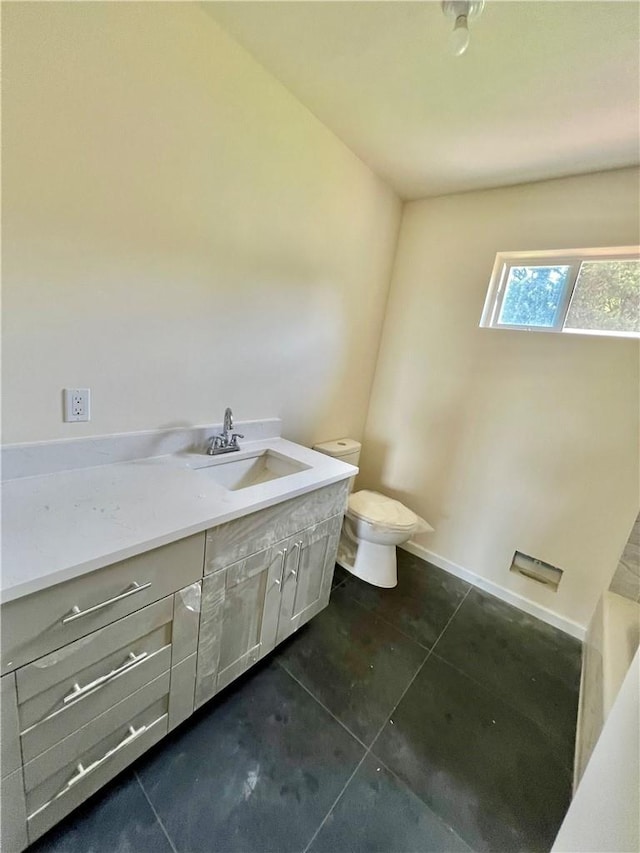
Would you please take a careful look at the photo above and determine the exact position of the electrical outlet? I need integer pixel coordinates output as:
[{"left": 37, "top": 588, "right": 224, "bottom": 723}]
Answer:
[{"left": 63, "top": 388, "right": 90, "bottom": 422}]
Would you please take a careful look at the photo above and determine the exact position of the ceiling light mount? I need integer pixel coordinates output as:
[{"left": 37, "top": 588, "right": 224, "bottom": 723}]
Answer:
[{"left": 441, "top": 0, "right": 484, "bottom": 56}]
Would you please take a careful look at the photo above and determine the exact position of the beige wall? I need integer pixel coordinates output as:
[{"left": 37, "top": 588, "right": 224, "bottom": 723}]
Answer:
[
  {"left": 2, "top": 2, "right": 401, "bottom": 445},
  {"left": 4, "top": 4, "right": 637, "bottom": 632},
  {"left": 361, "top": 168, "right": 640, "bottom": 630}
]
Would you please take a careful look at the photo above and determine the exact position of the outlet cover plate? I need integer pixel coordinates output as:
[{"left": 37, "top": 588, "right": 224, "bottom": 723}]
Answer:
[{"left": 63, "top": 388, "right": 91, "bottom": 422}]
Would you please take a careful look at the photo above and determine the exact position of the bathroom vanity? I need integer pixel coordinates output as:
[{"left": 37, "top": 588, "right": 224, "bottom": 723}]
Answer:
[{"left": 0, "top": 422, "right": 354, "bottom": 850}]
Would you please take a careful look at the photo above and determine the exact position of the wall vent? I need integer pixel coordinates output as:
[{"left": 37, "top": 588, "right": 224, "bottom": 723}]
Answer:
[{"left": 510, "top": 551, "right": 563, "bottom": 592}]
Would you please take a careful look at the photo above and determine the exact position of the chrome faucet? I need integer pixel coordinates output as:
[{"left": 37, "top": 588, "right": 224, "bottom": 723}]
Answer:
[
  {"left": 223, "top": 407, "right": 233, "bottom": 436},
  {"left": 207, "top": 407, "right": 244, "bottom": 455}
]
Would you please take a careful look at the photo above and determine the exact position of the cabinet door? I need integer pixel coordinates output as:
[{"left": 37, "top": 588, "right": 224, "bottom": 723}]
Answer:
[
  {"left": 195, "top": 546, "right": 285, "bottom": 708},
  {"left": 276, "top": 514, "right": 342, "bottom": 645}
]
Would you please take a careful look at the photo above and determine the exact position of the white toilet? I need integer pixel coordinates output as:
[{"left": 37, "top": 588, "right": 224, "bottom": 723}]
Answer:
[{"left": 313, "top": 439, "right": 433, "bottom": 589}]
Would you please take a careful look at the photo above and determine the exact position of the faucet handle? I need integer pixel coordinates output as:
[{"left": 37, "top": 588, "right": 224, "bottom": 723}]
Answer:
[{"left": 230, "top": 433, "right": 244, "bottom": 447}]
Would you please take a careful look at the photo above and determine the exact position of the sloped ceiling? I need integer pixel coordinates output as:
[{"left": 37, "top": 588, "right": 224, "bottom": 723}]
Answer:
[{"left": 203, "top": 1, "right": 640, "bottom": 200}]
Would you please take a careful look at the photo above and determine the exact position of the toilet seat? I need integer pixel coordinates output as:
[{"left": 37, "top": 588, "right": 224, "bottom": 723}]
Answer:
[{"left": 347, "top": 490, "right": 418, "bottom": 532}]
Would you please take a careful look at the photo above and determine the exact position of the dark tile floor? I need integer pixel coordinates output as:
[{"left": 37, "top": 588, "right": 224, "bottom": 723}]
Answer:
[{"left": 30, "top": 552, "right": 582, "bottom": 853}]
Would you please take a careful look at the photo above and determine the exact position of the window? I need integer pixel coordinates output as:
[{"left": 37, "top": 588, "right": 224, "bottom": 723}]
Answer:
[{"left": 480, "top": 247, "right": 640, "bottom": 338}]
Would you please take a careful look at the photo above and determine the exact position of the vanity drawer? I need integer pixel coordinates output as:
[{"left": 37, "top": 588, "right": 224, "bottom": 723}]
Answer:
[
  {"left": 23, "top": 672, "right": 169, "bottom": 801},
  {"left": 27, "top": 706, "right": 168, "bottom": 844},
  {"left": 1, "top": 532, "right": 204, "bottom": 675},
  {"left": 18, "top": 598, "right": 173, "bottom": 762},
  {"left": 204, "top": 481, "right": 348, "bottom": 574}
]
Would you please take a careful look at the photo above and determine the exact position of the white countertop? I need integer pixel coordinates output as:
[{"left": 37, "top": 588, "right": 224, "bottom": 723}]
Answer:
[{"left": 1, "top": 437, "right": 356, "bottom": 603}]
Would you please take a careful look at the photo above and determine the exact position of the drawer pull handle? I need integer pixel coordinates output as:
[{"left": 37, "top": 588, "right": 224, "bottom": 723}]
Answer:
[
  {"left": 68, "top": 724, "right": 145, "bottom": 785},
  {"left": 62, "top": 581, "right": 152, "bottom": 625},
  {"left": 29, "top": 723, "right": 149, "bottom": 820},
  {"left": 62, "top": 651, "right": 148, "bottom": 705}
]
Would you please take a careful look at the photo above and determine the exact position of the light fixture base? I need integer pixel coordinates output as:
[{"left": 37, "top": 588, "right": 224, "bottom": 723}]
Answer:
[{"left": 441, "top": 1, "right": 485, "bottom": 23}]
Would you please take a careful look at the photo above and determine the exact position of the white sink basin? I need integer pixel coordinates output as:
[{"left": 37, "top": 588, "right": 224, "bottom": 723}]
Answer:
[{"left": 193, "top": 450, "right": 310, "bottom": 491}]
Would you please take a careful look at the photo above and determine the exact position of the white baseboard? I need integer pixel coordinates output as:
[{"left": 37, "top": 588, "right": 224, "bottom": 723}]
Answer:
[{"left": 401, "top": 541, "right": 586, "bottom": 641}]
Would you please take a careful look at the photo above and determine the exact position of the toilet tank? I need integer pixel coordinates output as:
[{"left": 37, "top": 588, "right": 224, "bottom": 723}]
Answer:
[{"left": 313, "top": 438, "right": 361, "bottom": 468}]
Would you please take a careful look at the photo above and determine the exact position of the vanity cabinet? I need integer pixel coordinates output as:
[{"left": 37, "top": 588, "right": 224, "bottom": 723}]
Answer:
[
  {"left": 195, "top": 482, "right": 347, "bottom": 708},
  {"left": 1, "top": 478, "right": 349, "bottom": 850}
]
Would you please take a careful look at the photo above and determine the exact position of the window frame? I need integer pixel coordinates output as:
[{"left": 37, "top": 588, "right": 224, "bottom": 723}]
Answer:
[{"left": 480, "top": 246, "right": 640, "bottom": 338}]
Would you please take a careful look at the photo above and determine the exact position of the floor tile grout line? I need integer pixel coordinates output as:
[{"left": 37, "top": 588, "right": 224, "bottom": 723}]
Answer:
[
  {"left": 301, "top": 751, "right": 369, "bottom": 853},
  {"left": 367, "top": 587, "right": 472, "bottom": 751},
  {"left": 335, "top": 583, "right": 438, "bottom": 651},
  {"left": 275, "top": 658, "right": 370, "bottom": 750},
  {"left": 277, "top": 581, "right": 447, "bottom": 751},
  {"left": 338, "top": 578, "right": 472, "bottom": 653},
  {"left": 428, "top": 586, "right": 472, "bottom": 655},
  {"left": 339, "top": 586, "right": 432, "bottom": 649},
  {"left": 424, "top": 584, "right": 580, "bottom": 757},
  {"left": 294, "top": 582, "right": 472, "bottom": 851},
  {"left": 343, "top": 588, "right": 475, "bottom": 851},
  {"left": 299, "top": 589, "right": 470, "bottom": 853},
  {"left": 426, "top": 586, "right": 578, "bottom": 764},
  {"left": 364, "top": 753, "right": 475, "bottom": 853},
  {"left": 134, "top": 770, "right": 179, "bottom": 853},
  {"left": 426, "top": 650, "right": 576, "bottom": 774},
  {"left": 300, "top": 594, "right": 474, "bottom": 853}
]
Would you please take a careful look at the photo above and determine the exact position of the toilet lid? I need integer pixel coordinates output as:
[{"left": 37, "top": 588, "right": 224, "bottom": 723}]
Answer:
[{"left": 347, "top": 490, "right": 418, "bottom": 530}]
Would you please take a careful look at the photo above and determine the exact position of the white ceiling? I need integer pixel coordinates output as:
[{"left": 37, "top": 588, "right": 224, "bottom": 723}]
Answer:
[{"left": 203, "top": 1, "right": 640, "bottom": 200}]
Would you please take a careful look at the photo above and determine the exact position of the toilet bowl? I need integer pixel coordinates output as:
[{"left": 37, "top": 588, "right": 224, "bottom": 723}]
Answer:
[
  {"left": 337, "top": 490, "right": 432, "bottom": 588},
  {"left": 312, "top": 439, "right": 434, "bottom": 589}
]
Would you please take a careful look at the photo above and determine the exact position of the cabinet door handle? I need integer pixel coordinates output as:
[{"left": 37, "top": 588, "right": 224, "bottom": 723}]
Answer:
[
  {"left": 287, "top": 541, "right": 303, "bottom": 579},
  {"left": 62, "top": 581, "right": 152, "bottom": 624},
  {"left": 272, "top": 549, "right": 287, "bottom": 587},
  {"left": 29, "top": 723, "right": 149, "bottom": 820},
  {"left": 62, "top": 651, "right": 148, "bottom": 705}
]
